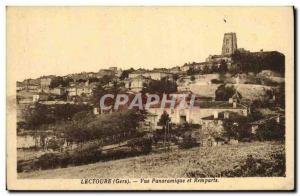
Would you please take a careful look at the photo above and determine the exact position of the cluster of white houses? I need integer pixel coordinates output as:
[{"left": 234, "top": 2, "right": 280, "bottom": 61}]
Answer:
[
  {"left": 16, "top": 67, "right": 121, "bottom": 103},
  {"left": 144, "top": 100, "right": 248, "bottom": 131},
  {"left": 124, "top": 70, "right": 174, "bottom": 93}
]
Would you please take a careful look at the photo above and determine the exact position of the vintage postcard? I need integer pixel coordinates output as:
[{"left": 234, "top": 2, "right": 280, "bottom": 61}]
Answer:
[{"left": 6, "top": 6, "right": 294, "bottom": 191}]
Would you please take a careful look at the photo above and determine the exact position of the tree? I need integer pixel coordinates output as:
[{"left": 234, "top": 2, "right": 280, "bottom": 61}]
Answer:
[
  {"left": 275, "top": 83, "right": 285, "bottom": 108},
  {"left": 202, "top": 65, "right": 211, "bottom": 74},
  {"left": 157, "top": 111, "right": 171, "bottom": 149},
  {"left": 109, "top": 81, "right": 123, "bottom": 97},
  {"left": 24, "top": 103, "right": 91, "bottom": 130},
  {"left": 231, "top": 51, "right": 285, "bottom": 74},
  {"left": 142, "top": 78, "right": 177, "bottom": 95},
  {"left": 47, "top": 138, "right": 61, "bottom": 151},
  {"left": 158, "top": 111, "right": 171, "bottom": 130},
  {"left": 211, "top": 64, "right": 219, "bottom": 73},
  {"left": 219, "top": 60, "right": 228, "bottom": 73},
  {"left": 91, "top": 83, "right": 107, "bottom": 105},
  {"left": 222, "top": 114, "right": 251, "bottom": 141},
  {"left": 50, "top": 76, "right": 74, "bottom": 88},
  {"left": 77, "top": 79, "right": 87, "bottom": 83},
  {"left": 88, "top": 77, "right": 100, "bottom": 83},
  {"left": 100, "top": 75, "right": 114, "bottom": 85},
  {"left": 190, "top": 75, "right": 196, "bottom": 82},
  {"left": 187, "top": 67, "right": 196, "bottom": 76},
  {"left": 172, "top": 74, "right": 179, "bottom": 81},
  {"left": 52, "top": 103, "right": 91, "bottom": 121},
  {"left": 211, "top": 79, "right": 223, "bottom": 84},
  {"left": 49, "top": 76, "right": 64, "bottom": 88},
  {"left": 24, "top": 103, "right": 55, "bottom": 129},
  {"left": 215, "top": 85, "right": 236, "bottom": 101},
  {"left": 179, "top": 132, "right": 198, "bottom": 149},
  {"left": 62, "top": 110, "right": 146, "bottom": 144},
  {"left": 256, "top": 119, "right": 285, "bottom": 141},
  {"left": 120, "top": 69, "right": 134, "bottom": 80}
]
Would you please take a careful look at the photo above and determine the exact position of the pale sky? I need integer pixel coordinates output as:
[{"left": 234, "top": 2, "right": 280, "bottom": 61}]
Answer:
[{"left": 7, "top": 7, "right": 293, "bottom": 81}]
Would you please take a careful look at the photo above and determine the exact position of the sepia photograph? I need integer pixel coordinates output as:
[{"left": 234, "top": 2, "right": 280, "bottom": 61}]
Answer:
[{"left": 6, "top": 6, "right": 294, "bottom": 191}]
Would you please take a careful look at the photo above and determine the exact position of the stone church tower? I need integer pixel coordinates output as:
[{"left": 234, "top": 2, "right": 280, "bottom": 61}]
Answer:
[{"left": 221, "top": 32, "right": 237, "bottom": 55}]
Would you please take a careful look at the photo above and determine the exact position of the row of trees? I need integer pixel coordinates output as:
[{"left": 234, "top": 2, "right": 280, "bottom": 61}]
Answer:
[
  {"left": 22, "top": 103, "right": 91, "bottom": 130},
  {"left": 57, "top": 110, "right": 146, "bottom": 144},
  {"left": 231, "top": 51, "right": 285, "bottom": 75},
  {"left": 186, "top": 62, "right": 228, "bottom": 76},
  {"left": 49, "top": 74, "right": 116, "bottom": 89},
  {"left": 184, "top": 51, "right": 284, "bottom": 76},
  {"left": 142, "top": 78, "right": 177, "bottom": 95}
]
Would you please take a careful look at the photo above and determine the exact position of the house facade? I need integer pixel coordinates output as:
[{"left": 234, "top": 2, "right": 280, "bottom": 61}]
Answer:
[
  {"left": 146, "top": 101, "right": 248, "bottom": 130},
  {"left": 125, "top": 75, "right": 151, "bottom": 92},
  {"left": 50, "top": 86, "right": 66, "bottom": 96}
]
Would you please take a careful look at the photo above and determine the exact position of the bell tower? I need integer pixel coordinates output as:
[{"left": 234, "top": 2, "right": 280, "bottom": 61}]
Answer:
[{"left": 222, "top": 32, "right": 237, "bottom": 55}]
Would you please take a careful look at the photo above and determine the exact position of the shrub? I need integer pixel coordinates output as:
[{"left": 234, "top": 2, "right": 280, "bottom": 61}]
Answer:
[
  {"left": 220, "top": 152, "right": 285, "bottom": 177},
  {"left": 255, "top": 119, "right": 285, "bottom": 141},
  {"left": 215, "top": 85, "right": 236, "bottom": 101},
  {"left": 100, "top": 148, "right": 141, "bottom": 161},
  {"left": 128, "top": 137, "right": 153, "bottom": 154},
  {"left": 17, "top": 159, "right": 39, "bottom": 173},
  {"left": 37, "top": 153, "right": 61, "bottom": 170},
  {"left": 190, "top": 75, "right": 196, "bottom": 81},
  {"left": 34, "top": 142, "right": 102, "bottom": 170},
  {"left": 179, "top": 132, "right": 199, "bottom": 149},
  {"left": 47, "top": 138, "right": 61, "bottom": 151},
  {"left": 58, "top": 152, "right": 70, "bottom": 168},
  {"left": 211, "top": 79, "right": 223, "bottom": 84},
  {"left": 222, "top": 114, "right": 251, "bottom": 141},
  {"left": 69, "top": 142, "right": 102, "bottom": 166}
]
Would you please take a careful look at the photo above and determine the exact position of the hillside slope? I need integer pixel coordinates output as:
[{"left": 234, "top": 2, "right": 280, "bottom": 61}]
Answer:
[{"left": 19, "top": 141, "right": 284, "bottom": 179}]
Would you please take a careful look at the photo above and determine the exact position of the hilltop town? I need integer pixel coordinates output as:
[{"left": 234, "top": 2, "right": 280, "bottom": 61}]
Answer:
[{"left": 16, "top": 33, "right": 286, "bottom": 177}]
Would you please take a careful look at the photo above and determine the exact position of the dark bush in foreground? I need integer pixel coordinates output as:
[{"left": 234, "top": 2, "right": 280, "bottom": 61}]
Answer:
[
  {"left": 37, "top": 153, "right": 61, "bottom": 170},
  {"left": 33, "top": 142, "right": 102, "bottom": 170},
  {"left": 128, "top": 137, "right": 153, "bottom": 154},
  {"left": 211, "top": 79, "right": 223, "bottom": 84},
  {"left": 220, "top": 152, "right": 285, "bottom": 177},
  {"left": 179, "top": 133, "right": 199, "bottom": 149},
  {"left": 20, "top": 138, "right": 154, "bottom": 172},
  {"left": 186, "top": 151, "right": 285, "bottom": 178},
  {"left": 255, "top": 119, "right": 285, "bottom": 141},
  {"left": 17, "top": 159, "right": 39, "bottom": 172},
  {"left": 69, "top": 142, "right": 102, "bottom": 166}
]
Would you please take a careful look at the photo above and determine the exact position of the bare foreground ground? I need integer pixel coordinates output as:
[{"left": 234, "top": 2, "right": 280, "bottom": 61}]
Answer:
[{"left": 18, "top": 141, "right": 284, "bottom": 179}]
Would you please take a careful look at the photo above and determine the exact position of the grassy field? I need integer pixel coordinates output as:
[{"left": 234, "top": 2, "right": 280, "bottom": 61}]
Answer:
[{"left": 18, "top": 141, "right": 284, "bottom": 179}]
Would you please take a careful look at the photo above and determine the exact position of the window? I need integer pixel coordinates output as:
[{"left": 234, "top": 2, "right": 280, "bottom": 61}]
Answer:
[
  {"left": 226, "top": 48, "right": 229, "bottom": 53},
  {"left": 226, "top": 39, "right": 229, "bottom": 44}
]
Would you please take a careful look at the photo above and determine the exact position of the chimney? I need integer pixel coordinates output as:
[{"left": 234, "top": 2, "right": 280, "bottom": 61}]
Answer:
[
  {"left": 214, "top": 111, "right": 218, "bottom": 119},
  {"left": 212, "top": 96, "right": 216, "bottom": 102},
  {"left": 224, "top": 112, "right": 229, "bottom": 119},
  {"left": 228, "top": 98, "right": 233, "bottom": 103},
  {"left": 233, "top": 102, "right": 237, "bottom": 108},
  {"left": 276, "top": 115, "right": 280, "bottom": 123},
  {"left": 236, "top": 76, "right": 240, "bottom": 84},
  {"left": 243, "top": 109, "right": 248, "bottom": 116}
]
